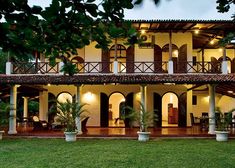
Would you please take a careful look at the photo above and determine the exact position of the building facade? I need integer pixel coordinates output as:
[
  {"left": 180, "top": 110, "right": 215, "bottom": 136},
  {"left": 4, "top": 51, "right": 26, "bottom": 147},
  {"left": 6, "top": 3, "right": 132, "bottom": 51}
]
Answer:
[{"left": 1, "top": 20, "right": 235, "bottom": 134}]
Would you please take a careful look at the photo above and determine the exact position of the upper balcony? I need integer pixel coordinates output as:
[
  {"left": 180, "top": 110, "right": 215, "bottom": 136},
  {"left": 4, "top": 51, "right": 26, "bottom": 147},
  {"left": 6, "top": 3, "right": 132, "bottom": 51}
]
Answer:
[{"left": 6, "top": 60, "right": 229, "bottom": 75}]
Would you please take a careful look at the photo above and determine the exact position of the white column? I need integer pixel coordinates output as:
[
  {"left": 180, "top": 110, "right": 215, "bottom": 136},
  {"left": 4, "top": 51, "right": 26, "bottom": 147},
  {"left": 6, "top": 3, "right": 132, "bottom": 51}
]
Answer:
[
  {"left": 23, "top": 97, "right": 28, "bottom": 120},
  {"left": 59, "top": 62, "right": 64, "bottom": 75},
  {"left": 8, "top": 85, "right": 17, "bottom": 134},
  {"left": 6, "top": 62, "right": 12, "bottom": 75},
  {"left": 75, "top": 85, "right": 82, "bottom": 134},
  {"left": 168, "top": 31, "right": 173, "bottom": 74},
  {"left": 140, "top": 85, "right": 147, "bottom": 109},
  {"left": 222, "top": 47, "right": 228, "bottom": 74},
  {"left": 208, "top": 84, "right": 216, "bottom": 134},
  {"left": 140, "top": 85, "right": 147, "bottom": 131},
  {"left": 39, "top": 91, "right": 48, "bottom": 121},
  {"left": 113, "top": 61, "right": 118, "bottom": 74},
  {"left": 168, "top": 60, "right": 174, "bottom": 74}
]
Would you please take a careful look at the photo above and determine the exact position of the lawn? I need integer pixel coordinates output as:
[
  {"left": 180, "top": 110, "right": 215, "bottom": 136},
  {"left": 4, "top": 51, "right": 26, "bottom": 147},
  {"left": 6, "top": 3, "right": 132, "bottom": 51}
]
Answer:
[{"left": 0, "top": 138, "right": 234, "bottom": 168}]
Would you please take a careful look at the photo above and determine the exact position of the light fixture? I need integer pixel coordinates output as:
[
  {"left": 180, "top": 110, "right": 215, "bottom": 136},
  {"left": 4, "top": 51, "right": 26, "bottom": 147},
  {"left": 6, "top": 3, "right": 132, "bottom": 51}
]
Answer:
[
  {"left": 219, "top": 48, "right": 223, "bottom": 52},
  {"left": 47, "top": 83, "right": 51, "bottom": 86},
  {"left": 84, "top": 92, "right": 94, "bottom": 101},
  {"left": 194, "top": 29, "right": 199, "bottom": 34},
  {"left": 140, "top": 29, "right": 146, "bottom": 34},
  {"left": 227, "top": 90, "right": 233, "bottom": 94},
  {"left": 210, "top": 40, "right": 214, "bottom": 45}
]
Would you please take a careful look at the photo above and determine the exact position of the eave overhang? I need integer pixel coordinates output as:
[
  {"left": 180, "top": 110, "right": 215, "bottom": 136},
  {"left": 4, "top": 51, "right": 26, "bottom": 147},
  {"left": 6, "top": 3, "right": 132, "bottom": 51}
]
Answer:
[{"left": 1, "top": 74, "right": 235, "bottom": 85}]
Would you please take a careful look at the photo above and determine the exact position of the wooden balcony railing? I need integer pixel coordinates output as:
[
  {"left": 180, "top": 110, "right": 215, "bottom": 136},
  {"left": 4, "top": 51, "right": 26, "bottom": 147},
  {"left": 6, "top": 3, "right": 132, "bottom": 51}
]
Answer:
[
  {"left": 11, "top": 61, "right": 223, "bottom": 74},
  {"left": 12, "top": 62, "right": 59, "bottom": 74},
  {"left": 180, "top": 61, "right": 221, "bottom": 73}
]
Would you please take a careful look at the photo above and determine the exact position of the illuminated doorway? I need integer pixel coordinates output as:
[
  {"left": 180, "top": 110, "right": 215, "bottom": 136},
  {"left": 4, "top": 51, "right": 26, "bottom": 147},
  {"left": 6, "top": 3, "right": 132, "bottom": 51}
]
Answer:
[
  {"left": 108, "top": 92, "right": 125, "bottom": 127},
  {"left": 162, "top": 92, "right": 178, "bottom": 127}
]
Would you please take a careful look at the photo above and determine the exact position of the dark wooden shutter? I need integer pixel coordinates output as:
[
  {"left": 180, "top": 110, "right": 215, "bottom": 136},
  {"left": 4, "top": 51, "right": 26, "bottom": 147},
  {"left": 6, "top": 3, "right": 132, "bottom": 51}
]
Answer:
[
  {"left": 153, "top": 92, "right": 162, "bottom": 127},
  {"left": 126, "top": 46, "right": 134, "bottom": 73},
  {"left": 177, "top": 44, "right": 187, "bottom": 73},
  {"left": 211, "top": 57, "right": 219, "bottom": 73},
  {"left": 178, "top": 92, "right": 187, "bottom": 127},
  {"left": 124, "top": 92, "right": 134, "bottom": 128},
  {"left": 100, "top": 93, "right": 109, "bottom": 127},
  {"left": 154, "top": 45, "right": 162, "bottom": 73},
  {"left": 101, "top": 49, "right": 110, "bottom": 73},
  {"left": 231, "top": 58, "right": 235, "bottom": 73}
]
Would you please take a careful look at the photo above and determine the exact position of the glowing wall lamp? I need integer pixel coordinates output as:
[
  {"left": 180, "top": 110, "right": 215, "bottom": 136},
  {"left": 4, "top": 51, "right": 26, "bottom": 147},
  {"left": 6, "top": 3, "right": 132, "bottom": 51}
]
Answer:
[{"left": 84, "top": 92, "right": 94, "bottom": 101}]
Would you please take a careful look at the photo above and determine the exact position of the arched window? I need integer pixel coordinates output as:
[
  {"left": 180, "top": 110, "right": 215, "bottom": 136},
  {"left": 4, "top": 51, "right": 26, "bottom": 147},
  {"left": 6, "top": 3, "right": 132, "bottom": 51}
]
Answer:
[
  {"left": 109, "top": 44, "right": 127, "bottom": 72},
  {"left": 109, "top": 44, "right": 126, "bottom": 58}
]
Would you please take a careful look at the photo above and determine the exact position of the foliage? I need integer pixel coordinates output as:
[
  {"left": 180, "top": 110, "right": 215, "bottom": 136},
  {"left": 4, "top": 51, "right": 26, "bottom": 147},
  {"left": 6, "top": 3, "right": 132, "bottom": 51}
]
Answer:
[
  {"left": 215, "top": 107, "right": 235, "bottom": 131},
  {"left": 218, "top": 32, "right": 235, "bottom": 47},
  {"left": 0, "top": 50, "right": 8, "bottom": 74},
  {"left": 54, "top": 99, "right": 88, "bottom": 132},
  {"left": 0, "top": 0, "right": 161, "bottom": 74},
  {"left": 216, "top": 0, "right": 235, "bottom": 19},
  {"left": 60, "top": 60, "right": 78, "bottom": 76},
  {"left": 124, "top": 102, "right": 158, "bottom": 132},
  {"left": 0, "top": 101, "right": 10, "bottom": 127},
  {"left": 28, "top": 100, "right": 39, "bottom": 115}
]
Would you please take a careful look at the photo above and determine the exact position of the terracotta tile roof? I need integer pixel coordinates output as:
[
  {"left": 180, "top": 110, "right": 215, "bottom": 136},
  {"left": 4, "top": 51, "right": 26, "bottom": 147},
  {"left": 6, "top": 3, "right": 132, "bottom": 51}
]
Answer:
[{"left": 0, "top": 74, "right": 235, "bottom": 85}]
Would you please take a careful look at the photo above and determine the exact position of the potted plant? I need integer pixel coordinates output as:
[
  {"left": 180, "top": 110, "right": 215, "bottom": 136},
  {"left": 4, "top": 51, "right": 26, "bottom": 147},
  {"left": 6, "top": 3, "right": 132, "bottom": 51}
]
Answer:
[
  {"left": 214, "top": 107, "right": 235, "bottom": 142},
  {"left": 124, "top": 102, "right": 157, "bottom": 142},
  {"left": 0, "top": 102, "right": 10, "bottom": 140},
  {"left": 55, "top": 99, "right": 88, "bottom": 142}
]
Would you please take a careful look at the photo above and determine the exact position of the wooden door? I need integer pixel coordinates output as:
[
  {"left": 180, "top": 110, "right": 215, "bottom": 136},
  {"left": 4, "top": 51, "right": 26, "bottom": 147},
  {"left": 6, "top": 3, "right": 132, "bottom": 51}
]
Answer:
[
  {"left": 124, "top": 92, "right": 134, "bottom": 128},
  {"left": 178, "top": 92, "right": 187, "bottom": 127},
  {"left": 177, "top": 44, "right": 187, "bottom": 73},
  {"left": 154, "top": 45, "right": 162, "bottom": 73},
  {"left": 153, "top": 92, "right": 162, "bottom": 127},
  {"left": 100, "top": 93, "right": 109, "bottom": 127},
  {"left": 101, "top": 49, "right": 110, "bottom": 73},
  {"left": 126, "top": 46, "right": 134, "bottom": 73}
]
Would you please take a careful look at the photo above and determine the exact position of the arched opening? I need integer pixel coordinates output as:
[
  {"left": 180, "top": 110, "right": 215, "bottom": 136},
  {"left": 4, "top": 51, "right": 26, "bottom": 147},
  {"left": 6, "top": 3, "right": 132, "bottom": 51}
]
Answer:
[
  {"left": 57, "top": 92, "right": 72, "bottom": 103},
  {"left": 218, "top": 56, "right": 231, "bottom": 73},
  {"left": 71, "top": 56, "right": 85, "bottom": 73},
  {"left": 108, "top": 92, "right": 126, "bottom": 127},
  {"left": 162, "top": 44, "right": 179, "bottom": 72},
  {"left": 109, "top": 44, "right": 127, "bottom": 72},
  {"left": 162, "top": 92, "right": 178, "bottom": 127}
]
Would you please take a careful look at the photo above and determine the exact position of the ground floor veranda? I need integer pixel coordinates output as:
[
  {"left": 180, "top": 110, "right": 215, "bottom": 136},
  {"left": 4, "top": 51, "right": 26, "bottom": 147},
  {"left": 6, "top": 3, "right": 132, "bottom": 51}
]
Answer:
[{"left": 1, "top": 74, "right": 235, "bottom": 136}]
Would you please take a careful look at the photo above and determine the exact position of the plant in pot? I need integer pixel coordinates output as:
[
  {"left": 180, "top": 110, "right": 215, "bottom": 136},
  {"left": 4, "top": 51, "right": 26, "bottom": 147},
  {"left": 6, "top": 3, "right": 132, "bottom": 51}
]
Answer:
[
  {"left": 0, "top": 102, "right": 10, "bottom": 140},
  {"left": 55, "top": 99, "right": 88, "bottom": 142},
  {"left": 124, "top": 102, "right": 157, "bottom": 142},
  {"left": 214, "top": 107, "right": 235, "bottom": 142}
]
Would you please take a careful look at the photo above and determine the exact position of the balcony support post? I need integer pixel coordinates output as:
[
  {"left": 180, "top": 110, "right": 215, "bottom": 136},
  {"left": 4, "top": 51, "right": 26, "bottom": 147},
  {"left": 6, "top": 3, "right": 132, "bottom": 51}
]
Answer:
[
  {"left": 113, "top": 61, "right": 118, "bottom": 74},
  {"left": 222, "top": 47, "right": 228, "bottom": 74},
  {"left": 168, "top": 30, "right": 173, "bottom": 74},
  {"left": 6, "top": 62, "right": 12, "bottom": 75}
]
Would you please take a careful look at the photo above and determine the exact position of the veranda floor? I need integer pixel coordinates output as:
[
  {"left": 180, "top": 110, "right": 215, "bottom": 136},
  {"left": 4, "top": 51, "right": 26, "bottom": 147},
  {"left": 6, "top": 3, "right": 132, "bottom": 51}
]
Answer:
[{"left": 7, "top": 125, "right": 235, "bottom": 138}]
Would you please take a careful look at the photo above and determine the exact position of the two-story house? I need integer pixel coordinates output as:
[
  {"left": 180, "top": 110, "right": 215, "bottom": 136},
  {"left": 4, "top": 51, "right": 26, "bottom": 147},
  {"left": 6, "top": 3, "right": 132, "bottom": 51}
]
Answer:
[{"left": 1, "top": 19, "right": 235, "bottom": 135}]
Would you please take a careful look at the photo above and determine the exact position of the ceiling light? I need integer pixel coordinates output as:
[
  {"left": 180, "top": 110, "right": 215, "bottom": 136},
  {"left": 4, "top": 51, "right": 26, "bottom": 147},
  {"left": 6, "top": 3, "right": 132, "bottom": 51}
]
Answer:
[
  {"left": 195, "top": 30, "right": 199, "bottom": 34},
  {"left": 210, "top": 40, "right": 214, "bottom": 45}
]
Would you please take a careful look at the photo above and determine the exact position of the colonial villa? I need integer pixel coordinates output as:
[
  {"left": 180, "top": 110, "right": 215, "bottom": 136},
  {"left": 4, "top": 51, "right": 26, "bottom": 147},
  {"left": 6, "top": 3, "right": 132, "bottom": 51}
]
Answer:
[{"left": 1, "top": 20, "right": 235, "bottom": 136}]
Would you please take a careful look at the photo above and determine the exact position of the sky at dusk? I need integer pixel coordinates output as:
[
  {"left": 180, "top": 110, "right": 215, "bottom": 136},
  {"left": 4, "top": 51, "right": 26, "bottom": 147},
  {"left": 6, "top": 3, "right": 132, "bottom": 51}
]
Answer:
[{"left": 28, "top": 0, "right": 234, "bottom": 20}]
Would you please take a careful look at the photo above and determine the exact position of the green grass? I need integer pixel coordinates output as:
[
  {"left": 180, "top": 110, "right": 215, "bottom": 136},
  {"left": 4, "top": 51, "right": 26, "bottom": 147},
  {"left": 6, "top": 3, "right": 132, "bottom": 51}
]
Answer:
[{"left": 0, "top": 138, "right": 235, "bottom": 168}]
